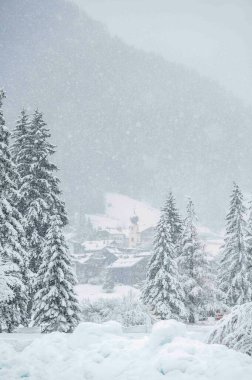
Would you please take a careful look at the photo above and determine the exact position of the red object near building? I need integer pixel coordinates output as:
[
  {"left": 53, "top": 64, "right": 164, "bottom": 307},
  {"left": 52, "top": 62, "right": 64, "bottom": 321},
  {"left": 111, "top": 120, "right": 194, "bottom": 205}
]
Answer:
[{"left": 215, "top": 312, "right": 223, "bottom": 321}]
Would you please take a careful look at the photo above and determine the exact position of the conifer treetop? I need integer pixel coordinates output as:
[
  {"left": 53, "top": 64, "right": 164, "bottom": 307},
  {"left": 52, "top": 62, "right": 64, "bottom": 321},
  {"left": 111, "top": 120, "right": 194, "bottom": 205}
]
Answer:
[{"left": 218, "top": 182, "right": 250, "bottom": 306}]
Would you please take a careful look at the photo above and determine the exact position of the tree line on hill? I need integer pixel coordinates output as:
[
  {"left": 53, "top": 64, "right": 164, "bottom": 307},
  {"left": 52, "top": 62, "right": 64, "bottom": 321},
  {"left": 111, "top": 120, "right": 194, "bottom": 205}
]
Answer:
[
  {"left": 142, "top": 183, "right": 252, "bottom": 323},
  {"left": 0, "top": 91, "right": 80, "bottom": 333}
]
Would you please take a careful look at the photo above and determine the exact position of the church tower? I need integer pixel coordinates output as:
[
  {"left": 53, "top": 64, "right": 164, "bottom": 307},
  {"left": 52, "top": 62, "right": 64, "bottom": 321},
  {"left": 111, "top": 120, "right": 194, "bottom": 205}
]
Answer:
[{"left": 128, "top": 212, "right": 141, "bottom": 248}]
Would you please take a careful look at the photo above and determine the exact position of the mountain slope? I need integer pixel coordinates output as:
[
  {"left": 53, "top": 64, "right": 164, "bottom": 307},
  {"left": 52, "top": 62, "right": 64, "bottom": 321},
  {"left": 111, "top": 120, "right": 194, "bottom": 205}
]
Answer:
[{"left": 1, "top": 0, "right": 252, "bottom": 228}]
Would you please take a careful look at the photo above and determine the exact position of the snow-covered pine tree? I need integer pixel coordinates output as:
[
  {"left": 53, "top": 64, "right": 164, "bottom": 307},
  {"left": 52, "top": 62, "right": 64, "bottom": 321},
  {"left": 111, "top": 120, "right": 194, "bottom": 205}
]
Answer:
[
  {"left": 32, "top": 214, "right": 80, "bottom": 333},
  {"left": 208, "top": 302, "right": 252, "bottom": 356},
  {"left": 12, "top": 110, "right": 68, "bottom": 274},
  {"left": 141, "top": 196, "right": 187, "bottom": 320},
  {"left": 163, "top": 192, "right": 183, "bottom": 246},
  {"left": 11, "top": 109, "right": 30, "bottom": 216},
  {"left": 0, "top": 258, "right": 14, "bottom": 332},
  {"left": 0, "top": 90, "right": 28, "bottom": 331},
  {"left": 218, "top": 183, "right": 251, "bottom": 306},
  {"left": 0, "top": 259, "right": 13, "bottom": 303},
  {"left": 12, "top": 109, "right": 29, "bottom": 160},
  {"left": 245, "top": 201, "right": 252, "bottom": 283},
  {"left": 180, "top": 199, "right": 210, "bottom": 323}
]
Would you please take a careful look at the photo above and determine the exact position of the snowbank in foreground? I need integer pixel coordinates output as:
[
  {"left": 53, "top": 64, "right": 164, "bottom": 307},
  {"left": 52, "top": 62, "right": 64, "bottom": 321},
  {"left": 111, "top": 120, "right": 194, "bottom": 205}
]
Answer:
[{"left": 1, "top": 320, "right": 252, "bottom": 380}]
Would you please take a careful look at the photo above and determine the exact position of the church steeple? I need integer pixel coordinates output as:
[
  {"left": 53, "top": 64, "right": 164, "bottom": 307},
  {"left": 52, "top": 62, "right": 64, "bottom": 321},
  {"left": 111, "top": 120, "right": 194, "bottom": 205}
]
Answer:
[{"left": 128, "top": 210, "right": 141, "bottom": 248}]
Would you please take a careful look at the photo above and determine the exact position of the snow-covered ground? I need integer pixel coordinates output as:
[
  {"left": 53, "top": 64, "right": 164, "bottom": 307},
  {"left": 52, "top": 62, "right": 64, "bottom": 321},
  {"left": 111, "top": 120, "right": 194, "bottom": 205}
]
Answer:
[
  {"left": 1, "top": 320, "right": 252, "bottom": 380},
  {"left": 75, "top": 284, "right": 140, "bottom": 302}
]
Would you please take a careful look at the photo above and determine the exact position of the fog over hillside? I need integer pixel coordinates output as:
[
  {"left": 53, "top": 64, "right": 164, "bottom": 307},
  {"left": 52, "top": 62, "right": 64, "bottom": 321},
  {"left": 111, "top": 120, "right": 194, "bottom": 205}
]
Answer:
[
  {"left": 76, "top": 0, "right": 252, "bottom": 106},
  {"left": 1, "top": 0, "right": 252, "bottom": 229}
]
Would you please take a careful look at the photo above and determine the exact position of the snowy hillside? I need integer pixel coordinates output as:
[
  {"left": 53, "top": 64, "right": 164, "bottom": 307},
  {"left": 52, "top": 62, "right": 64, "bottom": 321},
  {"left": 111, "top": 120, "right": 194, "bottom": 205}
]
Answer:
[
  {"left": 1, "top": 0, "right": 252, "bottom": 229},
  {"left": 105, "top": 193, "right": 160, "bottom": 231}
]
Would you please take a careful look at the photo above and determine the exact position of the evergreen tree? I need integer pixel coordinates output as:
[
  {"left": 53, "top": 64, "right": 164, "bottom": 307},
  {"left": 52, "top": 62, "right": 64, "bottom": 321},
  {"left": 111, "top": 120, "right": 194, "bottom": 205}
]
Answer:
[
  {"left": 180, "top": 199, "right": 210, "bottom": 323},
  {"left": 12, "top": 109, "right": 30, "bottom": 161},
  {"left": 218, "top": 183, "right": 251, "bottom": 306},
  {"left": 103, "top": 270, "right": 115, "bottom": 293},
  {"left": 163, "top": 192, "right": 183, "bottom": 246},
  {"left": 0, "top": 259, "right": 14, "bottom": 332},
  {"left": 0, "top": 90, "right": 28, "bottom": 331},
  {"left": 11, "top": 109, "right": 30, "bottom": 215},
  {"left": 245, "top": 201, "right": 252, "bottom": 281},
  {"left": 32, "top": 214, "right": 80, "bottom": 333},
  {"left": 12, "top": 110, "right": 67, "bottom": 274},
  {"left": 142, "top": 196, "right": 187, "bottom": 320}
]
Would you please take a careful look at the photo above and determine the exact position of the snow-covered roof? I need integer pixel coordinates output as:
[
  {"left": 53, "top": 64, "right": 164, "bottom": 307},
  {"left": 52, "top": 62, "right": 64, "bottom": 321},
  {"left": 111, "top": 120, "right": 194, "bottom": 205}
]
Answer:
[
  {"left": 74, "top": 254, "right": 92, "bottom": 264},
  {"left": 109, "top": 256, "right": 145, "bottom": 269},
  {"left": 81, "top": 240, "right": 114, "bottom": 251},
  {"left": 104, "top": 228, "right": 126, "bottom": 236},
  {"left": 104, "top": 246, "right": 123, "bottom": 255},
  {"left": 136, "top": 251, "right": 152, "bottom": 257}
]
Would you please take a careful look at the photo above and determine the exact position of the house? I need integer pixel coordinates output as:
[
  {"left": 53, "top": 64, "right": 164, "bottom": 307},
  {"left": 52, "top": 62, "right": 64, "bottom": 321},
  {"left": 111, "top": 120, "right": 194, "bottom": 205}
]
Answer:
[
  {"left": 74, "top": 247, "right": 119, "bottom": 283},
  {"left": 82, "top": 240, "right": 115, "bottom": 252},
  {"left": 105, "top": 228, "right": 127, "bottom": 247},
  {"left": 68, "top": 239, "right": 85, "bottom": 255},
  {"left": 108, "top": 254, "right": 150, "bottom": 285}
]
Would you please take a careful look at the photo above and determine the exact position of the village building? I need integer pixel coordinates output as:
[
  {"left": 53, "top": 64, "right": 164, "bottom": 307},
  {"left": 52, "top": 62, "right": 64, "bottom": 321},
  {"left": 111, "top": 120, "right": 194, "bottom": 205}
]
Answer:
[
  {"left": 71, "top": 210, "right": 154, "bottom": 285},
  {"left": 128, "top": 214, "right": 141, "bottom": 248},
  {"left": 68, "top": 239, "right": 85, "bottom": 255},
  {"left": 108, "top": 253, "right": 150, "bottom": 285},
  {"left": 74, "top": 246, "right": 119, "bottom": 283},
  {"left": 82, "top": 240, "right": 115, "bottom": 252}
]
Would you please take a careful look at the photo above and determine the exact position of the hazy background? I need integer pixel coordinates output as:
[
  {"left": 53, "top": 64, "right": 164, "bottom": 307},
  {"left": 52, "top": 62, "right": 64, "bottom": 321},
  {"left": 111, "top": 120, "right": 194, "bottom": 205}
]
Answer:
[
  {"left": 1, "top": 0, "right": 252, "bottom": 231},
  {"left": 74, "top": 0, "right": 252, "bottom": 106}
]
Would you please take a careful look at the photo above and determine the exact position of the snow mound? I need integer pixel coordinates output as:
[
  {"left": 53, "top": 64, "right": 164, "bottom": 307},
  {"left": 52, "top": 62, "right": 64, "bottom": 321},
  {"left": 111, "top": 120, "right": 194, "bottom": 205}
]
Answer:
[
  {"left": 69, "top": 321, "right": 123, "bottom": 350},
  {"left": 208, "top": 302, "right": 252, "bottom": 355},
  {"left": 149, "top": 319, "right": 186, "bottom": 348},
  {"left": 1, "top": 321, "right": 252, "bottom": 380}
]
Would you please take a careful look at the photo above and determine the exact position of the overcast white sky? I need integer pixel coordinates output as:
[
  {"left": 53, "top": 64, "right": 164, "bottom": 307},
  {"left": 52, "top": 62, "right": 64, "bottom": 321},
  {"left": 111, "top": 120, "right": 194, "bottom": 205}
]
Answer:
[{"left": 72, "top": 0, "right": 252, "bottom": 105}]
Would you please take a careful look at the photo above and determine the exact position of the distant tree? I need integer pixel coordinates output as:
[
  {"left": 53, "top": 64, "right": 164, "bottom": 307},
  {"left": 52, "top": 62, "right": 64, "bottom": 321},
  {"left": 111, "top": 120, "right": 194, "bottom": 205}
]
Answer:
[
  {"left": 0, "top": 90, "right": 28, "bottom": 331},
  {"left": 218, "top": 183, "right": 251, "bottom": 306},
  {"left": 180, "top": 199, "right": 211, "bottom": 322},
  {"left": 142, "top": 196, "right": 187, "bottom": 320},
  {"left": 32, "top": 214, "right": 80, "bottom": 333},
  {"left": 205, "top": 257, "right": 225, "bottom": 317},
  {"left": 102, "top": 270, "right": 115, "bottom": 293},
  {"left": 82, "top": 215, "right": 97, "bottom": 240}
]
